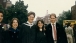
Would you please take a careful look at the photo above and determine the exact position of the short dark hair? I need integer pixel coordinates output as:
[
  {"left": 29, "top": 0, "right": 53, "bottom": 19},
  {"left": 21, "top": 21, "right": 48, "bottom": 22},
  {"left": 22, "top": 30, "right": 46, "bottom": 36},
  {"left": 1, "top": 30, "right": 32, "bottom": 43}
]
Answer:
[
  {"left": 67, "top": 23, "right": 71, "bottom": 27},
  {"left": 10, "top": 18, "right": 19, "bottom": 27},
  {"left": 28, "top": 11, "right": 35, "bottom": 17},
  {"left": 50, "top": 13, "right": 56, "bottom": 18}
]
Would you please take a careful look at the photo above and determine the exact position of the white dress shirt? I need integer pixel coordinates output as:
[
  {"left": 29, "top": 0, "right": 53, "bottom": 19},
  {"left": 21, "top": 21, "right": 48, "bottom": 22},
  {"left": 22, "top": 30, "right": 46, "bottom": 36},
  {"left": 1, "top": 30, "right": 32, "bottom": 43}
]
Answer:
[{"left": 51, "top": 22, "right": 57, "bottom": 40}]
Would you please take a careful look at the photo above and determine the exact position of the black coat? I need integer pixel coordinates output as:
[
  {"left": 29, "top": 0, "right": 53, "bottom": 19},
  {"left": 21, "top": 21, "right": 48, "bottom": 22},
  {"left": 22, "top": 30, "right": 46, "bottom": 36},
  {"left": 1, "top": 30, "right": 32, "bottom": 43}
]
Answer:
[
  {"left": 6, "top": 27, "right": 20, "bottom": 43},
  {"left": 45, "top": 23, "right": 68, "bottom": 43},
  {"left": 20, "top": 23, "right": 36, "bottom": 43},
  {"left": 36, "top": 31, "right": 47, "bottom": 43},
  {"left": 0, "top": 23, "right": 6, "bottom": 43}
]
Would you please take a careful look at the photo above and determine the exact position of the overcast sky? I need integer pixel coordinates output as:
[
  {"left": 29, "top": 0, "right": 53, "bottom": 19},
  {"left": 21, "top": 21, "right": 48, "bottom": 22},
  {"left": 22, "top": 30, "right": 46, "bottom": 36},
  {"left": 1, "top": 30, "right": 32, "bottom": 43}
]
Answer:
[{"left": 11, "top": 0, "right": 75, "bottom": 19}]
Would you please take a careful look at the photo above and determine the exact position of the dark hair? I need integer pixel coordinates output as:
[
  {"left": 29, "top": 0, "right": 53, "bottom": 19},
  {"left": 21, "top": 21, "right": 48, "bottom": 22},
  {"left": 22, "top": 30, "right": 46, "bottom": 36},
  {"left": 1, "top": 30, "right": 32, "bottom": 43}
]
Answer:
[
  {"left": 50, "top": 13, "right": 56, "bottom": 18},
  {"left": 28, "top": 11, "right": 35, "bottom": 17},
  {"left": 36, "top": 20, "right": 45, "bottom": 32},
  {"left": 0, "top": 10, "right": 3, "bottom": 15},
  {"left": 67, "top": 23, "right": 71, "bottom": 27},
  {"left": 10, "top": 18, "right": 19, "bottom": 27}
]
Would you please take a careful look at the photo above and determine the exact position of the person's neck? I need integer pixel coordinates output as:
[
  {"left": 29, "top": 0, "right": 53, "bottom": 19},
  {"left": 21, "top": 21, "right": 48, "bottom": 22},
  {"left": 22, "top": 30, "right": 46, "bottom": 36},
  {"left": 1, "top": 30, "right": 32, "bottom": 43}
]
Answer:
[
  {"left": 28, "top": 21, "right": 33, "bottom": 24},
  {"left": 39, "top": 28, "right": 42, "bottom": 31},
  {"left": 39, "top": 27, "right": 42, "bottom": 29},
  {"left": 51, "top": 22, "right": 56, "bottom": 24},
  {"left": 12, "top": 27, "right": 17, "bottom": 30}
]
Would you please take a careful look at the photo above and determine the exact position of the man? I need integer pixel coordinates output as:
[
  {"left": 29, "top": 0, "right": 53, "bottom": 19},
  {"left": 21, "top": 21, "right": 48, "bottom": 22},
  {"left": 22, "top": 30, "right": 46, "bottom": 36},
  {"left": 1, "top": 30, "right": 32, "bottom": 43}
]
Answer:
[
  {"left": 20, "top": 12, "right": 36, "bottom": 43},
  {"left": 46, "top": 13, "right": 68, "bottom": 43},
  {"left": 0, "top": 10, "right": 8, "bottom": 43}
]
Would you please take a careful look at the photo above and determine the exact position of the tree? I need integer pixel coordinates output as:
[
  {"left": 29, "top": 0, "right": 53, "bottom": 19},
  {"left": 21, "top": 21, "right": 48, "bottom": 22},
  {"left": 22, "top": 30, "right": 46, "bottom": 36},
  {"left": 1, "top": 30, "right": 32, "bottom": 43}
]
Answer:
[
  {"left": 0, "top": 4, "right": 3, "bottom": 10},
  {"left": 58, "top": 10, "right": 71, "bottom": 25},
  {"left": 5, "top": 1, "right": 28, "bottom": 24}
]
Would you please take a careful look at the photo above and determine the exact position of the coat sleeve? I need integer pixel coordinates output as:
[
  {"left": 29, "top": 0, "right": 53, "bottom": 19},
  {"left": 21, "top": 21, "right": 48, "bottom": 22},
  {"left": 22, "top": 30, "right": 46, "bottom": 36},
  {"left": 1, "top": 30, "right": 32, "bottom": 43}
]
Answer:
[
  {"left": 45, "top": 25, "right": 50, "bottom": 43},
  {"left": 19, "top": 24, "right": 25, "bottom": 43},
  {"left": 59, "top": 24, "right": 68, "bottom": 43}
]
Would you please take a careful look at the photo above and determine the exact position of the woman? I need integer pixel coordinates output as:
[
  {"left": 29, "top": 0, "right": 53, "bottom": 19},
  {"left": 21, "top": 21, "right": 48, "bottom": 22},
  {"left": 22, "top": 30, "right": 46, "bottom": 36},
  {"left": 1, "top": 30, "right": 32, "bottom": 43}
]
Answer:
[
  {"left": 6, "top": 18, "right": 20, "bottom": 43},
  {"left": 36, "top": 20, "right": 47, "bottom": 43}
]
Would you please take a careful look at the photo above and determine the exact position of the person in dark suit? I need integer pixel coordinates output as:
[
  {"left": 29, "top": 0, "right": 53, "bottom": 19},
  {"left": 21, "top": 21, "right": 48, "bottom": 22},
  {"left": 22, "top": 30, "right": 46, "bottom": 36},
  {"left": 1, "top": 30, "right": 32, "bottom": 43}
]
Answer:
[
  {"left": 36, "top": 20, "right": 47, "bottom": 43},
  {"left": 20, "top": 12, "right": 36, "bottom": 43},
  {"left": 0, "top": 10, "right": 7, "bottom": 43},
  {"left": 46, "top": 13, "right": 68, "bottom": 43},
  {"left": 6, "top": 18, "right": 20, "bottom": 43},
  {"left": 73, "top": 24, "right": 76, "bottom": 43}
]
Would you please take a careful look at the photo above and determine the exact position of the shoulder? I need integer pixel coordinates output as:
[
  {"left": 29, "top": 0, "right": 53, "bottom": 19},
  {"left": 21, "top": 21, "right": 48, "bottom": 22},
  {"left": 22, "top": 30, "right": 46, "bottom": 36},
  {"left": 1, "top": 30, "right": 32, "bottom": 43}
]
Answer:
[
  {"left": 45, "top": 24, "right": 51, "bottom": 30},
  {"left": 56, "top": 23, "right": 63, "bottom": 27},
  {"left": 46, "top": 24, "right": 51, "bottom": 27},
  {"left": 8, "top": 27, "right": 12, "bottom": 31},
  {"left": 21, "top": 22, "right": 28, "bottom": 27},
  {"left": 56, "top": 23, "right": 61, "bottom": 25}
]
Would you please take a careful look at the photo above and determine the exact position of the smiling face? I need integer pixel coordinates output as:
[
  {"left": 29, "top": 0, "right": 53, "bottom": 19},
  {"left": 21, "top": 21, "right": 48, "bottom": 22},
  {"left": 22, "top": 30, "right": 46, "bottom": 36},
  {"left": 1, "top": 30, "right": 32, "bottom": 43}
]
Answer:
[
  {"left": 38, "top": 20, "right": 44, "bottom": 29},
  {"left": 0, "top": 13, "right": 3, "bottom": 22},
  {"left": 50, "top": 16, "right": 56, "bottom": 23},
  {"left": 50, "top": 14, "right": 56, "bottom": 23},
  {"left": 12, "top": 20, "right": 18, "bottom": 29},
  {"left": 28, "top": 14, "right": 35, "bottom": 23}
]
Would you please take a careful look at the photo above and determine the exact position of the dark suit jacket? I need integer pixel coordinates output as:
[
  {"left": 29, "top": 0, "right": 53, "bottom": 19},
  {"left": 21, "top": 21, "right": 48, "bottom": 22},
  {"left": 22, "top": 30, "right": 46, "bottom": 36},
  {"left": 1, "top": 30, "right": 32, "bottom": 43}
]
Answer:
[
  {"left": 46, "top": 23, "right": 68, "bottom": 43},
  {"left": 0, "top": 23, "right": 6, "bottom": 43}
]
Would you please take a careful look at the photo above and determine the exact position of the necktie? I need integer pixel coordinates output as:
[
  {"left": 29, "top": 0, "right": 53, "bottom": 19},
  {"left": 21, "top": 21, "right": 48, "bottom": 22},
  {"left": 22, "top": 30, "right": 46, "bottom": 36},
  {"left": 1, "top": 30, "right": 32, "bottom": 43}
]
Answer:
[{"left": 52, "top": 24, "right": 57, "bottom": 40}]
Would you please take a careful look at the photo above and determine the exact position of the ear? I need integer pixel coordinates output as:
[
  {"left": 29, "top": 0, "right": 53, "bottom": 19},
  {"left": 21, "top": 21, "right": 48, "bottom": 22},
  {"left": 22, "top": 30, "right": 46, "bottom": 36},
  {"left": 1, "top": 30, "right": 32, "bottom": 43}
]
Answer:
[
  {"left": 56, "top": 18, "right": 57, "bottom": 21},
  {"left": 28, "top": 16, "right": 29, "bottom": 19}
]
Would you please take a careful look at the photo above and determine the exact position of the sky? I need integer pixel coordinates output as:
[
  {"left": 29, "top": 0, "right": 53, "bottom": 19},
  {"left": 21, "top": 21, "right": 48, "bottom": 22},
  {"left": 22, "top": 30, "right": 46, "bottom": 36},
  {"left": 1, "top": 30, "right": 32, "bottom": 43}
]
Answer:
[{"left": 11, "top": 0, "right": 75, "bottom": 19}]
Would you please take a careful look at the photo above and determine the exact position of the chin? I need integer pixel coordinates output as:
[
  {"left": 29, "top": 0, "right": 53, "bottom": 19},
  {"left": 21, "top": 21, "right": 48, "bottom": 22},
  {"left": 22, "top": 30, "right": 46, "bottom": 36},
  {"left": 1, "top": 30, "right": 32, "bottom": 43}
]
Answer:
[
  {"left": 0, "top": 21, "right": 1, "bottom": 22},
  {"left": 30, "top": 21, "right": 33, "bottom": 23}
]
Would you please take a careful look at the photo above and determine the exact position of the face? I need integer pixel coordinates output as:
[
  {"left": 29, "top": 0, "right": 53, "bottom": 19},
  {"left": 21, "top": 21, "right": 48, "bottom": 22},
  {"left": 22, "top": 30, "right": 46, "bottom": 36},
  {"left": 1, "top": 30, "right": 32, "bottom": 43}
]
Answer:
[
  {"left": 38, "top": 21, "right": 43, "bottom": 28},
  {"left": 12, "top": 20, "right": 18, "bottom": 29},
  {"left": 28, "top": 14, "right": 34, "bottom": 23},
  {"left": 50, "top": 16, "right": 56, "bottom": 23},
  {"left": 0, "top": 13, "right": 3, "bottom": 22}
]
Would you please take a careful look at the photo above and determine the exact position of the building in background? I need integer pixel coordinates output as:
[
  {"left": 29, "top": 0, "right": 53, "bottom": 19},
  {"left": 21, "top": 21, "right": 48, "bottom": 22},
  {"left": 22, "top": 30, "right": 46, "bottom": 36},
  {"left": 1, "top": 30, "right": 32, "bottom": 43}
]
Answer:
[
  {"left": 0, "top": 0, "right": 7, "bottom": 8},
  {"left": 0, "top": 0, "right": 12, "bottom": 8},
  {"left": 6, "top": 0, "right": 12, "bottom": 9},
  {"left": 36, "top": 16, "right": 43, "bottom": 21},
  {"left": 43, "top": 14, "right": 50, "bottom": 25},
  {"left": 35, "top": 14, "right": 50, "bottom": 25},
  {"left": 35, "top": 17, "right": 43, "bottom": 24},
  {"left": 71, "top": 1, "right": 76, "bottom": 20}
]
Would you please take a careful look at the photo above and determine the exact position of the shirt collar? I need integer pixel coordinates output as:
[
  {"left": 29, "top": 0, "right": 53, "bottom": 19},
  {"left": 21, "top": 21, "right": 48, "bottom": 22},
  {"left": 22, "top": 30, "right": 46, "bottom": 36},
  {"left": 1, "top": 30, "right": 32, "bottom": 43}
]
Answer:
[
  {"left": 27, "top": 21, "right": 34, "bottom": 25},
  {"left": 51, "top": 22, "right": 56, "bottom": 25}
]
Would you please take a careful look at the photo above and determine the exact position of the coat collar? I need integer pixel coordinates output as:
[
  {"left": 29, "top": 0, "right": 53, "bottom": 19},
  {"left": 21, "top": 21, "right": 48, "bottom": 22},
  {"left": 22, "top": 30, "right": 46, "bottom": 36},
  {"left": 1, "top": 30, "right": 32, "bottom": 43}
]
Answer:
[
  {"left": 26, "top": 21, "right": 34, "bottom": 25},
  {"left": 23, "top": 21, "right": 34, "bottom": 27},
  {"left": 9, "top": 27, "right": 19, "bottom": 32},
  {"left": 48, "top": 23, "right": 59, "bottom": 28}
]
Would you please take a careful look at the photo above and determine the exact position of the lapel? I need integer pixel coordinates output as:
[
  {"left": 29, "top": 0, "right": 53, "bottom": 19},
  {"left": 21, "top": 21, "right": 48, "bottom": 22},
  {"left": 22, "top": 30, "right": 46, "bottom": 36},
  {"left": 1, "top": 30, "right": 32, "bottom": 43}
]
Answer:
[
  {"left": 48, "top": 24, "right": 52, "bottom": 35},
  {"left": 56, "top": 23, "right": 59, "bottom": 29},
  {"left": 48, "top": 24, "right": 52, "bottom": 30},
  {"left": 48, "top": 23, "right": 59, "bottom": 36},
  {"left": 48, "top": 23, "right": 59, "bottom": 31},
  {"left": 56, "top": 23, "right": 60, "bottom": 33}
]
